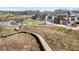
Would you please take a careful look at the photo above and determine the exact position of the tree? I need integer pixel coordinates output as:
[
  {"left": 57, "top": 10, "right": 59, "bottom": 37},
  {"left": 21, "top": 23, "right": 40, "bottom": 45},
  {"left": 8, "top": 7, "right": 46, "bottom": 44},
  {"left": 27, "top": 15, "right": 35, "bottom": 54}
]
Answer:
[{"left": 53, "top": 9, "right": 66, "bottom": 14}]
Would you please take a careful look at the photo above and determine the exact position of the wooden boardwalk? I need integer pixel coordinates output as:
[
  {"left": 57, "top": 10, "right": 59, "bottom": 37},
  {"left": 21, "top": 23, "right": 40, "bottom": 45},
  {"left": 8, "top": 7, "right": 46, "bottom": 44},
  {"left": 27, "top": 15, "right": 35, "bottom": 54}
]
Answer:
[{"left": 0, "top": 30, "right": 52, "bottom": 51}]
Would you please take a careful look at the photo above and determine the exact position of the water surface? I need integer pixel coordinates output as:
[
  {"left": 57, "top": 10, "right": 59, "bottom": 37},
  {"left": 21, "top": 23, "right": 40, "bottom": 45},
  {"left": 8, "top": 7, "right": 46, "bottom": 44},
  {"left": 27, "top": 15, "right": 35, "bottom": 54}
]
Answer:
[{"left": 0, "top": 20, "right": 17, "bottom": 26}]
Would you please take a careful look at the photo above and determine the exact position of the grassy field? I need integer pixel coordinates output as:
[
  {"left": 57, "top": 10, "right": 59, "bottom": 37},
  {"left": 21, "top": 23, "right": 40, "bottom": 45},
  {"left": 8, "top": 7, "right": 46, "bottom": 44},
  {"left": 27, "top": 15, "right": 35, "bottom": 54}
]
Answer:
[
  {"left": 0, "top": 33, "right": 41, "bottom": 51},
  {"left": 0, "top": 25, "right": 15, "bottom": 32},
  {"left": 1, "top": 25, "right": 79, "bottom": 51},
  {"left": 0, "top": 25, "right": 40, "bottom": 51},
  {"left": 23, "top": 25, "right": 79, "bottom": 51},
  {"left": 22, "top": 19, "right": 44, "bottom": 26}
]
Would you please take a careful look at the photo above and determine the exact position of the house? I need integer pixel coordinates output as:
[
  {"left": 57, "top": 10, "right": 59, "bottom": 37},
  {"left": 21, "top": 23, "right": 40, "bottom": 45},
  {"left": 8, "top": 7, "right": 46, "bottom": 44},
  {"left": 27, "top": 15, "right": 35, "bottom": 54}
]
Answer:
[{"left": 45, "top": 13, "right": 77, "bottom": 26}]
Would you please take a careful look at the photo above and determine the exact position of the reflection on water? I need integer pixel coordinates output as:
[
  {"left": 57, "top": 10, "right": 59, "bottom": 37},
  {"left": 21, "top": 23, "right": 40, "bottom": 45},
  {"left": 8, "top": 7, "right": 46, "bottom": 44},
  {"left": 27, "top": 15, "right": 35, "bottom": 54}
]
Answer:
[{"left": 0, "top": 20, "right": 17, "bottom": 26}]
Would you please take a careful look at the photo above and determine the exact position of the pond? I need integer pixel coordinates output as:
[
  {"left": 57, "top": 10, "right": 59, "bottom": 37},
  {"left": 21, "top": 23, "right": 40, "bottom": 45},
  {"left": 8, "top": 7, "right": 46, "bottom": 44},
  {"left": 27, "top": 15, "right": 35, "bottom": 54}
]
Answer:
[{"left": 0, "top": 20, "right": 17, "bottom": 26}]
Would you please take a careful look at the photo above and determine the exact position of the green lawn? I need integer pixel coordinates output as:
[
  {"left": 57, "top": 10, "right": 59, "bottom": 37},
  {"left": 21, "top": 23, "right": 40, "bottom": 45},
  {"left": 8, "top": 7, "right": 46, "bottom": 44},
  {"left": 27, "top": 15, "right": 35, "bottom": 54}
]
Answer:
[{"left": 22, "top": 19, "right": 44, "bottom": 26}]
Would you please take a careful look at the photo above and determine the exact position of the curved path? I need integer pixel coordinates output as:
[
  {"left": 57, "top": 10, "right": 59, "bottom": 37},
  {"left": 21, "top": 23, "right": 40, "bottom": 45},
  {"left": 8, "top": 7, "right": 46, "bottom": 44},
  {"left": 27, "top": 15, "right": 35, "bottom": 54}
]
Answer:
[
  {"left": 0, "top": 30, "right": 52, "bottom": 51},
  {"left": 52, "top": 24, "right": 79, "bottom": 30}
]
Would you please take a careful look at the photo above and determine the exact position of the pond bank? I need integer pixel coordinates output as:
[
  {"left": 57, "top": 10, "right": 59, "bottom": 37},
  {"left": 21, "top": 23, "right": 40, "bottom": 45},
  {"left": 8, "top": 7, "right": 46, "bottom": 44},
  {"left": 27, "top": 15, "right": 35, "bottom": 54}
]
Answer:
[{"left": 0, "top": 20, "right": 17, "bottom": 26}]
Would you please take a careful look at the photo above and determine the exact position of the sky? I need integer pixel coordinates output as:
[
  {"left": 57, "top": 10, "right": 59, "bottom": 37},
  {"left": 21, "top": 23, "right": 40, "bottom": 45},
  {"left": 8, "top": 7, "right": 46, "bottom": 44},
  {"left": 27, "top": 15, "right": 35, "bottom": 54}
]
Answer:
[
  {"left": 0, "top": 7, "right": 62, "bottom": 11},
  {"left": 0, "top": 0, "right": 79, "bottom": 7},
  {"left": 0, "top": 7, "right": 78, "bottom": 11},
  {"left": 0, "top": 0, "right": 78, "bottom": 11},
  {"left": 0, "top": 7, "right": 56, "bottom": 11}
]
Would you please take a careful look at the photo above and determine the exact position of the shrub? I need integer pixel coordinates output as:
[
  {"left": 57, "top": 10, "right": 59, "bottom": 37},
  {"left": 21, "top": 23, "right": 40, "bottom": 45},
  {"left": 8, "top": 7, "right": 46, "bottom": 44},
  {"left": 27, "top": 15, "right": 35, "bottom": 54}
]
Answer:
[{"left": 58, "top": 27, "right": 72, "bottom": 33}]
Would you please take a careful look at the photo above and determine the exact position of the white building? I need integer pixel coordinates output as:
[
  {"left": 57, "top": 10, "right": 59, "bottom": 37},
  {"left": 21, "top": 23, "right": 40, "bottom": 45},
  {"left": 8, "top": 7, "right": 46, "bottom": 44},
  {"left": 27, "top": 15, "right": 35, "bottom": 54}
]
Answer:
[{"left": 45, "top": 13, "right": 77, "bottom": 26}]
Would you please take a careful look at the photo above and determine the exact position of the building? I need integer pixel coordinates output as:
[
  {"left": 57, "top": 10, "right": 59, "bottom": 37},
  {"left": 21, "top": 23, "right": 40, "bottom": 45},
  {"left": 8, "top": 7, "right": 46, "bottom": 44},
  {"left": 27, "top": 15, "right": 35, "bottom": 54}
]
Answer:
[{"left": 45, "top": 13, "right": 77, "bottom": 26}]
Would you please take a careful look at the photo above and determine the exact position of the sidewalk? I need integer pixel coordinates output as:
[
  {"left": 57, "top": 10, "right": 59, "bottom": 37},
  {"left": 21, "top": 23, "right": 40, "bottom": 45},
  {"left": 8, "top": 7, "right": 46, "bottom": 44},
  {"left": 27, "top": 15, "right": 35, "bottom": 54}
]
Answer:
[{"left": 52, "top": 24, "right": 79, "bottom": 30}]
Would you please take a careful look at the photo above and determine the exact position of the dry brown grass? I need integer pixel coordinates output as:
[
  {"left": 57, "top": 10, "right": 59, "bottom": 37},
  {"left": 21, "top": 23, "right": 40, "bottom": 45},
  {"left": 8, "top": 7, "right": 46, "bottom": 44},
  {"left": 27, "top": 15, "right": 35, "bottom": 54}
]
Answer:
[
  {"left": 0, "top": 25, "right": 15, "bottom": 31},
  {"left": 23, "top": 25, "right": 79, "bottom": 51},
  {"left": 0, "top": 14, "right": 34, "bottom": 21},
  {"left": 0, "top": 33, "right": 40, "bottom": 51},
  {"left": 1, "top": 25, "right": 79, "bottom": 51},
  {"left": 0, "top": 26, "right": 40, "bottom": 51}
]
